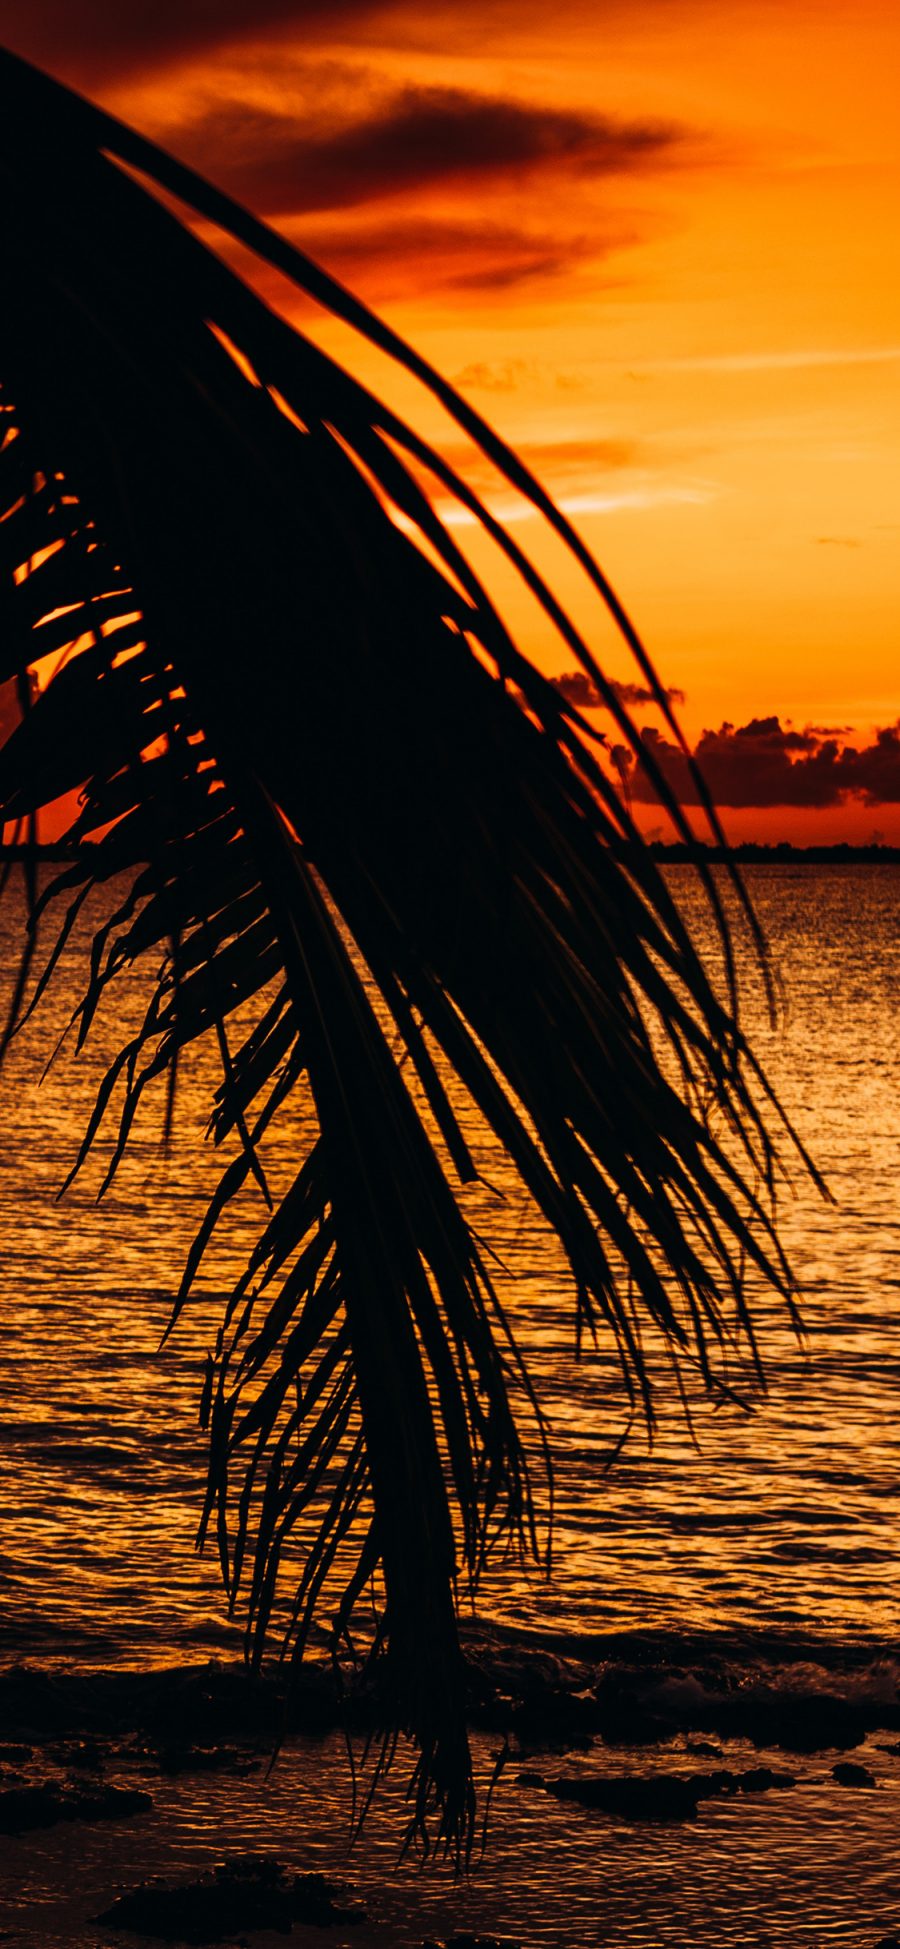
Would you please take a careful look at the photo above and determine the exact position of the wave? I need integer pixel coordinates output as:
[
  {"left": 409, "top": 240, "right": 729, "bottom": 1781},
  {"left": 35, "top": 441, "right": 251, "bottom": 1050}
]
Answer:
[{"left": 2, "top": 1620, "right": 898, "bottom": 1759}]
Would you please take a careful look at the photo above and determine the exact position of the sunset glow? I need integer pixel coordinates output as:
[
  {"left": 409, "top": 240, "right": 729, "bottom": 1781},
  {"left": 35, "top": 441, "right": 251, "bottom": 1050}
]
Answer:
[
  {"left": 4, "top": 22, "right": 900, "bottom": 1936},
  {"left": 2, "top": 0, "right": 898, "bottom": 840}
]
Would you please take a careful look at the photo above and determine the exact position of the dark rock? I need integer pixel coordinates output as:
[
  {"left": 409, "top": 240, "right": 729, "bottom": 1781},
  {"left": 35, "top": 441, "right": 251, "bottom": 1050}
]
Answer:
[
  {"left": 0, "top": 1782, "right": 152, "bottom": 1834},
  {"left": 877, "top": 1741, "right": 900, "bottom": 1755},
  {"left": 685, "top": 1739, "right": 723, "bottom": 1757},
  {"left": 577, "top": 1672, "right": 670, "bottom": 1747},
  {"left": 155, "top": 1744, "right": 261, "bottom": 1777},
  {"left": 216, "top": 1853, "right": 280, "bottom": 1879},
  {"left": 0, "top": 1744, "right": 32, "bottom": 1763},
  {"left": 55, "top": 1737, "right": 104, "bottom": 1772},
  {"left": 539, "top": 1765, "right": 796, "bottom": 1822},
  {"left": 463, "top": 1639, "right": 603, "bottom": 1753},
  {"left": 730, "top": 1693, "right": 877, "bottom": 1753},
  {"left": 732, "top": 1767, "right": 797, "bottom": 1793},
  {"left": 505, "top": 1692, "right": 597, "bottom": 1752},
  {"left": 423, "top": 1938, "right": 521, "bottom": 1949},
  {"left": 95, "top": 1856, "right": 364, "bottom": 1941},
  {"left": 832, "top": 1761, "right": 876, "bottom": 1787},
  {"left": 874, "top": 1936, "right": 900, "bottom": 1947},
  {"left": 545, "top": 1772, "right": 708, "bottom": 1821},
  {"left": 590, "top": 1666, "right": 900, "bottom": 1755},
  {"left": 0, "top": 1658, "right": 340, "bottom": 1747},
  {"left": 515, "top": 1770, "right": 546, "bottom": 1788}
]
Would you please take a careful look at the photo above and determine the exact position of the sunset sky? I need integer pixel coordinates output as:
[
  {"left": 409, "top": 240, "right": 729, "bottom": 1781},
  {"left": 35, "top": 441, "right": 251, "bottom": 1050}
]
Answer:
[{"left": 3, "top": 0, "right": 898, "bottom": 841}]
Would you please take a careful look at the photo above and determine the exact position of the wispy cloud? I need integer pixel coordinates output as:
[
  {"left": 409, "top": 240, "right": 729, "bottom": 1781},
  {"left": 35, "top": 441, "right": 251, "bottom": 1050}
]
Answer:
[
  {"left": 173, "top": 86, "right": 682, "bottom": 218},
  {"left": 640, "top": 346, "right": 900, "bottom": 375},
  {"left": 439, "top": 481, "right": 715, "bottom": 527},
  {"left": 303, "top": 214, "right": 601, "bottom": 295},
  {"left": 0, "top": 0, "right": 372, "bottom": 81},
  {"left": 452, "top": 358, "right": 594, "bottom": 395},
  {"left": 453, "top": 359, "right": 531, "bottom": 393}
]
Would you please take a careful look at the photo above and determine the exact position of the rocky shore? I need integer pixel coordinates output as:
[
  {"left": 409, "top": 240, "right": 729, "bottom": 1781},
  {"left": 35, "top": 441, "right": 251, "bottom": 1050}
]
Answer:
[{"left": 3, "top": 1628, "right": 900, "bottom": 1946}]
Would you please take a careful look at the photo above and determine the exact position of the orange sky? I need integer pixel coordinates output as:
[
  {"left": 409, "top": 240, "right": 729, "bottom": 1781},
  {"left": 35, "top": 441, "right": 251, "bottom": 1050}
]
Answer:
[{"left": 3, "top": 0, "right": 898, "bottom": 840}]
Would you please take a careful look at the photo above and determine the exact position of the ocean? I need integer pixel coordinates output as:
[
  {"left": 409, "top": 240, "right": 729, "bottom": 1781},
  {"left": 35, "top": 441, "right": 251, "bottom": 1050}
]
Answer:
[{"left": 1, "top": 863, "right": 899, "bottom": 1946}]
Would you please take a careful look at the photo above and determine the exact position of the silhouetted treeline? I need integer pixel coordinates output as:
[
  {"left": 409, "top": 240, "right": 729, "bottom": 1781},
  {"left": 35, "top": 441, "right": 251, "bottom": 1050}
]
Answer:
[
  {"left": 647, "top": 841, "right": 900, "bottom": 864},
  {"left": 2, "top": 839, "right": 899, "bottom": 866}
]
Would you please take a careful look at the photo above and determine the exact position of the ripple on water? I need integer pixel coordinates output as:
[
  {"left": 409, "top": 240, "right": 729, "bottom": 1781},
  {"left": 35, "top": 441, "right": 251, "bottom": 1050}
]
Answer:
[{"left": 1, "top": 865, "right": 899, "bottom": 1940}]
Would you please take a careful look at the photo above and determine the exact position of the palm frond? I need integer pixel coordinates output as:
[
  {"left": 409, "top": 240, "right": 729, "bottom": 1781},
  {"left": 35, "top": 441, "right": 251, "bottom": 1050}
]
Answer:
[{"left": 0, "top": 47, "right": 818, "bottom": 1860}]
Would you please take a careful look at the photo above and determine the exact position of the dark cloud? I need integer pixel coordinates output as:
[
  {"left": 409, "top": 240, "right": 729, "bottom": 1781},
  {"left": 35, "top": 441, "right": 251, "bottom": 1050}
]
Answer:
[
  {"left": 615, "top": 715, "right": 900, "bottom": 808},
  {"left": 0, "top": 0, "right": 735, "bottom": 89},
  {"left": 816, "top": 535, "right": 862, "bottom": 548},
  {"left": 450, "top": 246, "right": 588, "bottom": 293},
  {"left": 0, "top": 2, "right": 375, "bottom": 84},
  {"left": 175, "top": 88, "right": 679, "bottom": 216},
  {"left": 310, "top": 215, "right": 595, "bottom": 295},
  {"left": 214, "top": 208, "right": 600, "bottom": 302},
  {"left": 554, "top": 671, "right": 685, "bottom": 710}
]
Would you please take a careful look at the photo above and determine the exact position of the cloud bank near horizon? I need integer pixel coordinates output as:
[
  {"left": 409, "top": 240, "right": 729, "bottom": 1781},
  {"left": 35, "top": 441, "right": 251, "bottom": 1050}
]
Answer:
[{"left": 611, "top": 715, "right": 900, "bottom": 808}]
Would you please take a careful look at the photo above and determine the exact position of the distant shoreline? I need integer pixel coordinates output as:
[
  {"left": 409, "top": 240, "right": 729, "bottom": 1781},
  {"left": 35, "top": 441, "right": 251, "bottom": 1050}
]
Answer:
[
  {"left": 1, "top": 840, "right": 899, "bottom": 866},
  {"left": 648, "top": 840, "right": 900, "bottom": 863}
]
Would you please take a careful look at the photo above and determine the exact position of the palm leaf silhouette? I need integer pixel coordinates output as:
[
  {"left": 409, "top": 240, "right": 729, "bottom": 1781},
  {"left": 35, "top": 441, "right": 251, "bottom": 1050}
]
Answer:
[{"left": 0, "top": 48, "right": 815, "bottom": 1859}]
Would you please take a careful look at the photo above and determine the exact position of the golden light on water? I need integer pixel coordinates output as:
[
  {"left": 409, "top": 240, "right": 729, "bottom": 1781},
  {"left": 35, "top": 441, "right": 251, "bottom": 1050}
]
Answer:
[{"left": 1, "top": 864, "right": 898, "bottom": 1665}]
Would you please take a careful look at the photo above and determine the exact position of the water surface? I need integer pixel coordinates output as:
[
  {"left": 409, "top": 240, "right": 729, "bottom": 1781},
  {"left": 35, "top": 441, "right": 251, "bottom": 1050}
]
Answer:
[
  {"left": 1, "top": 863, "right": 899, "bottom": 1947},
  {"left": 2, "top": 864, "right": 897, "bottom": 1665}
]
